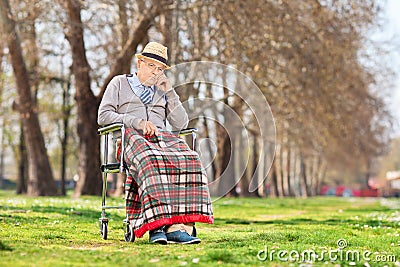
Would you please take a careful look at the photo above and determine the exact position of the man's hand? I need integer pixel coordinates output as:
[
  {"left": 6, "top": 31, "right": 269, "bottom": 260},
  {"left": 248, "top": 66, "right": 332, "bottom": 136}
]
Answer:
[
  {"left": 139, "top": 120, "right": 158, "bottom": 136},
  {"left": 155, "top": 73, "right": 172, "bottom": 92}
]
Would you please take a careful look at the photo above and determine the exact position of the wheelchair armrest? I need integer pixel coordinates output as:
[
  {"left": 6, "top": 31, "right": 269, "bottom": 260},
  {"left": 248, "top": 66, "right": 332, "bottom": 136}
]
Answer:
[
  {"left": 174, "top": 127, "right": 198, "bottom": 137},
  {"left": 98, "top": 123, "right": 196, "bottom": 137},
  {"left": 98, "top": 122, "right": 124, "bottom": 135}
]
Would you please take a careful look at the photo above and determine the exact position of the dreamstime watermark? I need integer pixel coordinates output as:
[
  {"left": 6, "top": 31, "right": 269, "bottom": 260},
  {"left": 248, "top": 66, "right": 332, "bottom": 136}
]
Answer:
[
  {"left": 257, "top": 239, "right": 397, "bottom": 264},
  {"left": 169, "top": 61, "right": 276, "bottom": 199},
  {"left": 121, "top": 61, "right": 277, "bottom": 203}
]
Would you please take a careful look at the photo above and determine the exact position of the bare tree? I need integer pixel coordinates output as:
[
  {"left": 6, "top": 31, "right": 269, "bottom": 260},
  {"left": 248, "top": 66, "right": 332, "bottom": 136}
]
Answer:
[
  {"left": 0, "top": 0, "right": 57, "bottom": 196},
  {"left": 59, "top": 0, "right": 170, "bottom": 196}
]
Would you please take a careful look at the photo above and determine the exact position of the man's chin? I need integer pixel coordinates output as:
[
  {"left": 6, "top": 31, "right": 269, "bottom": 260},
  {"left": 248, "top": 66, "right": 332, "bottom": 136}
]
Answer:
[{"left": 143, "top": 79, "right": 156, "bottom": 87}]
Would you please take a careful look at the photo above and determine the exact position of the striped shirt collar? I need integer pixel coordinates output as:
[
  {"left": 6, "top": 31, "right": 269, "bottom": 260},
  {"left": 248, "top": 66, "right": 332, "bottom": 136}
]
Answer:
[{"left": 126, "top": 73, "right": 155, "bottom": 96}]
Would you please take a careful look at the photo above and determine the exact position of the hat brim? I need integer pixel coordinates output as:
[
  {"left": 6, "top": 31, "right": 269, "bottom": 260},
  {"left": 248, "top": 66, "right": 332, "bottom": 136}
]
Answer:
[{"left": 136, "top": 54, "right": 170, "bottom": 69}]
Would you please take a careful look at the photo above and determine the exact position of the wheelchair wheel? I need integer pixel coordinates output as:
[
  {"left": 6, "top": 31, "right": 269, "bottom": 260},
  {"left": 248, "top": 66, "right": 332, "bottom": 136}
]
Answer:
[
  {"left": 124, "top": 222, "right": 135, "bottom": 242},
  {"left": 100, "top": 221, "right": 108, "bottom": 240}
]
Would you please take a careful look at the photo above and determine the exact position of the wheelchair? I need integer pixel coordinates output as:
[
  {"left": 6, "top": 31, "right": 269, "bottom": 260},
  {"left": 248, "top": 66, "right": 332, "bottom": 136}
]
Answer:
[{"left": 97, "top": 122, "right": 198, "bottom": 242}]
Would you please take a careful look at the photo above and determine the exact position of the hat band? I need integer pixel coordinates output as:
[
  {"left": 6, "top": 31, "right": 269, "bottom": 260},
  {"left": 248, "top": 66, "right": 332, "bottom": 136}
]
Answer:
[{"left": 141, "top": 52, "right": 167, "bottom": 65}]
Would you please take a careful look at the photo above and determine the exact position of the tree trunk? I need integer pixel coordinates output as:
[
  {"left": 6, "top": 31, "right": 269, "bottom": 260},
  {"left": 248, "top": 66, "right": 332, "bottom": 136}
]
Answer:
[
  {"left": 311, "top": 156, "right": 319, "bottom": 196},
  {"left": 293, "top": 148, "right": 302, "bottom": 197},
  {"left": 215, "top": 120, "right": 235, "bottom": 197},
  {"left": 317, "top": 159, "right": 327, "bottom": 195},
  {"left": 202, "top": 116, "right": 217, "bottom": 182},
  {"left": 307, "top": 157, "right": 314, "bottom": 196},
  {"left": 116, "top": 0, "right": 131, "bottom": 74},
  {"left": 60, "top": 79, "right": 72, "bottom": 196},
  {"left": 281, "top": 143, "right": 289, "bottom": 196},
  {"left": 16, "top": 124, "right": 27, "bottom": 194},
  {"left": 215, "top": 82, "right": 237, "bottom": 197},
  {"left": 0, "top": 0, "right": 57, "bottom": 196},
  {"left": 62, "top": 0, "right": 102, "bottom": 197},
  {"left": 275, "top": 144, "right": 283, "bottom": 197},
  {"left": 300, "top": 154, "right": 309, "bottom": 197},
  {"left": 247, "top": 132, "right": 260, "bottom": 197},
  {"left": 286, "top": 144, "right": 294, "bottom": 196},
  {"left": 238, "top": 130, "right": 250, "bottom": 197},
  {"left": 257, "top": 140, "right": 266, "bottom": 197},
  {"left": 158, "top": 1, "right": 174, "bottom": 59},
  {"left": 112, "top": 173, "right": 126, "bottom": 197},
  {"left": 25, "top": 7, "right": 40, "bottom": 104},
  {"left": 269, "top": 159, "right": 278, "bottom": 198}
]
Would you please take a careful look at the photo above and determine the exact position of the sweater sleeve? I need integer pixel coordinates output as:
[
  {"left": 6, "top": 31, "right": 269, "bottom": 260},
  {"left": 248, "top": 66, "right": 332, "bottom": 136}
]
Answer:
[
  {"left": 97, "top": 77, "right": 142, "bottom": 129},
  {"left": 165, "top": 89, "right": 189, "bottom": 130}
]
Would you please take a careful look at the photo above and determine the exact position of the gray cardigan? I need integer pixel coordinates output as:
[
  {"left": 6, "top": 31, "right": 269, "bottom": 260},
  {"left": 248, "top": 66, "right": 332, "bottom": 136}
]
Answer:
[{"left": 97, "top": 74, "right": 189, "bottom": 131}]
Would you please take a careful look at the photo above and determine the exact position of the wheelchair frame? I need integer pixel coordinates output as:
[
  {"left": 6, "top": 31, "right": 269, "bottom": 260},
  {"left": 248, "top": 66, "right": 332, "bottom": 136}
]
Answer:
[{"left": 97, "top": 122, "right": 198, "bottom": 241}]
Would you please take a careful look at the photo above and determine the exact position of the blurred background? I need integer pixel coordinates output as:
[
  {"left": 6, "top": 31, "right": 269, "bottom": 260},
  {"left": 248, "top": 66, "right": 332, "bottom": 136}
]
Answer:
[{"left": 0, "top": 0, "right": 399, "bottom": 198}]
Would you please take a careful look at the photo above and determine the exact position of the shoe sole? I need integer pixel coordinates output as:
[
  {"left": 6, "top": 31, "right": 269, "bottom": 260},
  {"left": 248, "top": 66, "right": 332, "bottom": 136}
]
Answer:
[
  {"left": 167, "top": 239, "right": 201, "bottom": 245},
  {"left": 151, "top": 238, "right": 168, "bottom": 245}
]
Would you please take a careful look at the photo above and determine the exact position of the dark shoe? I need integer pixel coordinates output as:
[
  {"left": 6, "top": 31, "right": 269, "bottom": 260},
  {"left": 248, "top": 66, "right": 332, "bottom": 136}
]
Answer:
[
  {"left": 166, "top": 230, "right": 201, "bottom": 244},
  {"left": 149, "top": 227, "right": 167, "bottom": 245}
]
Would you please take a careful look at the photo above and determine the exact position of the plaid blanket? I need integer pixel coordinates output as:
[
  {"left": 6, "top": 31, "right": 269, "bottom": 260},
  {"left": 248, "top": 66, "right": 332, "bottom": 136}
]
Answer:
[{"left": 123, "top": 127, "right": 214, "bottom": 238}]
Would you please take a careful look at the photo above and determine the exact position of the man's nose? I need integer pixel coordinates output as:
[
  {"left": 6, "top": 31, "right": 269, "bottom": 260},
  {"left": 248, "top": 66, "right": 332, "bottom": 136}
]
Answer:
[{"left": 153, "top": 68, "right": 162, "bottom": 74}]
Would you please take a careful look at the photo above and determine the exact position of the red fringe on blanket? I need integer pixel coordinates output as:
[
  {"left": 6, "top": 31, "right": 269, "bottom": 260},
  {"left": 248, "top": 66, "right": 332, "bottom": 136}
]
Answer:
[{"left": 135, "top": 215, "right": 214, "bottom": 238}]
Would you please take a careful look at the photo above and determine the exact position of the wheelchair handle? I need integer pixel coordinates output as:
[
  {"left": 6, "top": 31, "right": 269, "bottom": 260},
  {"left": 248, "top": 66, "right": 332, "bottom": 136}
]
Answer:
[{"left": 98, "top": 123, "right": 124, "bottom": 135}]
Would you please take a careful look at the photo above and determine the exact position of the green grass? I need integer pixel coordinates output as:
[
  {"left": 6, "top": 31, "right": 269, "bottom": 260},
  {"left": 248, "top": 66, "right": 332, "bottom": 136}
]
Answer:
[{"left": 0, "top": 190, "right": 399, "bottom": 267}]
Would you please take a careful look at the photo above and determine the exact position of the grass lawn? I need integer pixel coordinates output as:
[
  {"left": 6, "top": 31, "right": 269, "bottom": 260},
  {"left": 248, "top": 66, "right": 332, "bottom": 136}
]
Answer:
[{"left": 0, "top": 190, "right": 399, "bottom": 267}]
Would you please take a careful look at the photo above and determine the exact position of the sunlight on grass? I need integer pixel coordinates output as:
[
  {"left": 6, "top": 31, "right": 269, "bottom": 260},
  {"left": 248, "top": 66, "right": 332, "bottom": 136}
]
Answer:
[{"left": 0, "top": 190, "right": 399, "bottom": 266}]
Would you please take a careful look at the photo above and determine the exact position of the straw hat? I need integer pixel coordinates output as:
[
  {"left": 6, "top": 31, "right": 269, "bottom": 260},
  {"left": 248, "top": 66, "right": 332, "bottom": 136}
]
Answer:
[{"left": 136, "top": 42, "right": 170, "bottom": 69}]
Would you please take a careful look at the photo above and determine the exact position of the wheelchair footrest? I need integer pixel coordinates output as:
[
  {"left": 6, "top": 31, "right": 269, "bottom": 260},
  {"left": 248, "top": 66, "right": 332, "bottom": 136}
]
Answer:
[{"left": 101, "top": 163, "right": 121, "bottom": 172}]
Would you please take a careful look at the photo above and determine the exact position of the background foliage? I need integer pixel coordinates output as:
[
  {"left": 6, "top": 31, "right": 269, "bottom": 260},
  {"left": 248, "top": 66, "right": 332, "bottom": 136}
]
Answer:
[{"left": 0, "top": 0, "right": 397, "bottom": 197}]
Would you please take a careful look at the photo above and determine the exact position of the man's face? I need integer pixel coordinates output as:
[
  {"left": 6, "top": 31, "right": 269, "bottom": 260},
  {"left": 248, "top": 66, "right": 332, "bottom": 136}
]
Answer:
[{"left": 137, "top": 58, "right": 165, "bottom": 86}]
